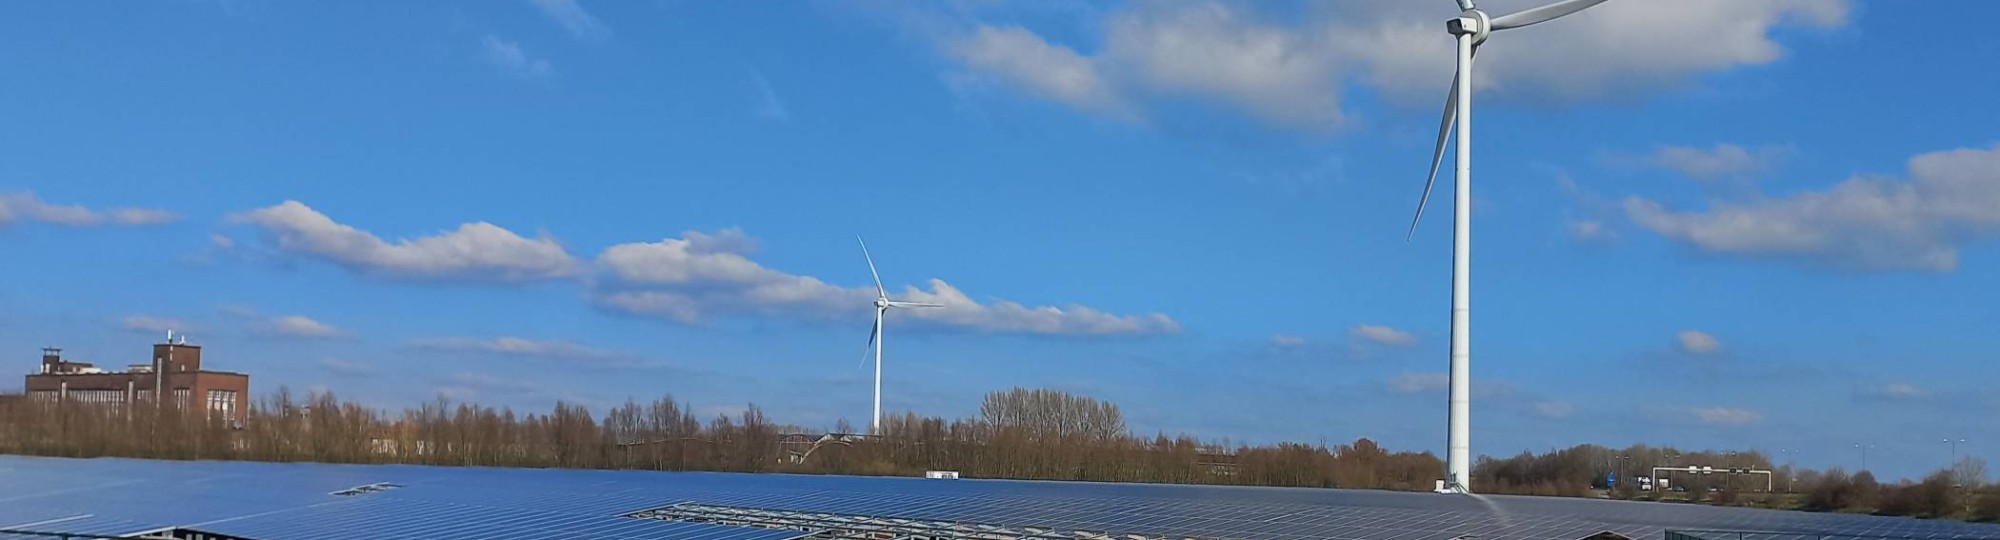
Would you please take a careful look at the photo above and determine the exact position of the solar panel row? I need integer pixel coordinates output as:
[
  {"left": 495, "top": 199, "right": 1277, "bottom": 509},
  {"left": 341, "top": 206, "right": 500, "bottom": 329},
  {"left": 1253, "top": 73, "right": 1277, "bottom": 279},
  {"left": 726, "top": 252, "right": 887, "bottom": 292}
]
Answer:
[{"left": 3, "top": 456, "right": 1998, "bottom": 540}]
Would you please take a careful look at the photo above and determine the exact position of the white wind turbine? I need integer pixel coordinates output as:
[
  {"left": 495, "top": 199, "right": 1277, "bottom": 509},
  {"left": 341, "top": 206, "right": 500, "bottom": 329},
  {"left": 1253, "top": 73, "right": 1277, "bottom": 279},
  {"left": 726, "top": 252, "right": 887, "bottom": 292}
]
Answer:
[
  {"left": 1407, "top": 0, "right": 1613, "bottom": 494},
  {"left": 858, "top": 237, "right": 941, "bottom": 434}
]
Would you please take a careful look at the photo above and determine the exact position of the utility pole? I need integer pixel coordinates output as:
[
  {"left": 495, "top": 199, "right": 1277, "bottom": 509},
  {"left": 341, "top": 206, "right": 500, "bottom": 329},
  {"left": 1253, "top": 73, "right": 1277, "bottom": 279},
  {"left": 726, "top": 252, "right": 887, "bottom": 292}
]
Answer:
[{"left": 1854, "top": 443, "right": 1873, "bottom": 472}]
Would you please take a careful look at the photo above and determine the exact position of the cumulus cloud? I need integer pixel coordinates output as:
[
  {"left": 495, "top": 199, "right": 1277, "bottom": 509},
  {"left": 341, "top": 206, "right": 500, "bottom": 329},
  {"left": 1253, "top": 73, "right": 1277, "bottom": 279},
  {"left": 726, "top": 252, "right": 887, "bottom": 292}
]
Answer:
[
  {"left": 593, "top": 229, "right": 1179, "bottom": 336},
  {"left": 1351, "top": 324, "right": 1416, "bottom": 347},
  {"left": 937, "top": 1, "right": 1847, "bottom": 127},
  {"left": 0, "top": 192, "right": 178, "bottom": 227},
  {"left": 1692, "top": 406, "right": 1762, "bottom": 426},
  {"left": 529, "top": 0, "right": 608, "bottom": 41},
  {"left": 1337, "top": 0, "right": 1848, "bottom": 102},
  {"left": 267, "top": 315, "right": 340, "bottom": 338},
  {"left": 481, "top": 36, "right": 552, "bottom": 79},
  {"left": 1100, "top": 2, "right": 1344, "bottom": 127},
  {"left": 1627, "top": 144, "right": 2000, "bottom": 271},
  {"left": 411, "top": 336, "right": 623, "bottom": 362},
  {"left": 1646, "top": 144, "right": 1792, "bottom": 181},
  {"left": 229, "top": 200, "right": 580, "bottom": 282},
  {"left": 948, "top": 25, "right": 1135, "bottom": 120},
  {"left": 1677, "top": 330, "right": 1722, "bottom": 355},
  {"left": 120, "top": 315, "right": 187, "bottom": 334}
]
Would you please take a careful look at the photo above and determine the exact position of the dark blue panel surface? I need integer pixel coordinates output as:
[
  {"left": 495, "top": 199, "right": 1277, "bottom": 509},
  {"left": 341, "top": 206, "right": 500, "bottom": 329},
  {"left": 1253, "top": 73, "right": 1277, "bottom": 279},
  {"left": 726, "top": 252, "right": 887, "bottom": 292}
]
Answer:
[{"left": 3, "top": 455, "right": 1999, "bottom": 540}]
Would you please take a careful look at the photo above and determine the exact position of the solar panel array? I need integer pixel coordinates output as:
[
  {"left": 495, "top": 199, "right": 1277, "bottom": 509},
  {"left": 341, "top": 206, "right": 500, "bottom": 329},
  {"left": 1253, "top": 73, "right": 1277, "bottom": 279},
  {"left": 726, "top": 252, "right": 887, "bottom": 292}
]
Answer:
[{"left": 3, "top": 455, "right": 1998, "bottom": 540}]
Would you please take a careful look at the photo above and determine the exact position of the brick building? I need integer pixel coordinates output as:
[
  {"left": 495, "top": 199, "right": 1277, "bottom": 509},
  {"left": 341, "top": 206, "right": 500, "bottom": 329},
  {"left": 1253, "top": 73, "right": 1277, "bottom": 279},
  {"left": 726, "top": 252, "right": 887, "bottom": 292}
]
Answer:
[{"left": 24, "top": 335, "right": 250, "bottom": 421}]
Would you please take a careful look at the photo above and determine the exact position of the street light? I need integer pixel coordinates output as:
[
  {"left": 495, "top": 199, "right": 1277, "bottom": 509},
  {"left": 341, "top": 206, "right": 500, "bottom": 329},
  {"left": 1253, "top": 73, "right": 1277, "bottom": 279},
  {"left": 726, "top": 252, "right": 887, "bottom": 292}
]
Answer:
[
  {"left": 1946, "top": 438, "right": 1966, "bottom": 478},
  {"left": 1614, "top": 455, "right": 1631, "bottom": 495},
  {"left": 1779, "top": 449, "right": 1797, "bottom": 492}
]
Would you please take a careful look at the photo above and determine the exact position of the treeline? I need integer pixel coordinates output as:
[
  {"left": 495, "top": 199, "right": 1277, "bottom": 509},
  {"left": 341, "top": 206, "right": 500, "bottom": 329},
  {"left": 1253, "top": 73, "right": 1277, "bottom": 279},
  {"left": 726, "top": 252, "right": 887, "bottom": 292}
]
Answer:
[
  {"left": 4, "top": 387, "right": 1995, "bottom": 522},
  {"left": 0, "top": 386, "right": 1438, "bottom": 491},
  {"left": 1472, "top": 443, "right": 2000, "bottom": 521}
]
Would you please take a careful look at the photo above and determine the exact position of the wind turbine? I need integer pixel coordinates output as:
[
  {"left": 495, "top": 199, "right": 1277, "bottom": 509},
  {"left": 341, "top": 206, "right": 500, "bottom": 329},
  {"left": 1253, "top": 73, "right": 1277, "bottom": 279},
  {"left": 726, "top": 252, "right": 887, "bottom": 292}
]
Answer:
[
  {"left": 858, "top": 237, "right": 941, "bottom": 434},
  {"left": 1407, "top": 0, "right": 1613, "bottom": 494}
]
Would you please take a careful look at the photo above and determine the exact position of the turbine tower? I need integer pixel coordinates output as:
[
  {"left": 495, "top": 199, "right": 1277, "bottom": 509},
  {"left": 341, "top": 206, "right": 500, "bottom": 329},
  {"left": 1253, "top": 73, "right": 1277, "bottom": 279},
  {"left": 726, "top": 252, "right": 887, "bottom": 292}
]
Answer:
[
  {"left": 1407, "top": 0, "right": 1613, "bottom": 494},
  {"left": 858, "top": 237, "right": 941, "bottom": 434}
]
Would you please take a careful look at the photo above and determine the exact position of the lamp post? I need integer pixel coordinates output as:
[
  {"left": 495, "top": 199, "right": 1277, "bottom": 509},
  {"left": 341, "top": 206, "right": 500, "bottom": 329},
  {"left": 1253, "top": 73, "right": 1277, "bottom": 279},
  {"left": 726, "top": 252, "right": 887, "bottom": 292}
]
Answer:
[
  {"left": 1779, "top": 449, "right": 1796, "bottom": 492},
  {"left": 1946, "top": 438, "right": 1965, "bottom": 480},
  {"left": 1614, "top": 455, "right": 1631, "bottom": 496},
  {"left": 1724, "top": 451, "right": 1738, "bottom": 492}
]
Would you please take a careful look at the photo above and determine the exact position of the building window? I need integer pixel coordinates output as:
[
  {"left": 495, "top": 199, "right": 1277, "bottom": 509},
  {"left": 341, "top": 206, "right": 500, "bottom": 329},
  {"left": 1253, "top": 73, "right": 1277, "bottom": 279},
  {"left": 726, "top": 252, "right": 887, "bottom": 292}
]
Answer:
[
  {"left": 174, "top": 388, "right": 191, "bottom": 408},
  {"left": 70, "top": 390, "right": 126, "bottom": 404},
  {"left": 206, "top": 389, "right": 238, "bottom": 422}
]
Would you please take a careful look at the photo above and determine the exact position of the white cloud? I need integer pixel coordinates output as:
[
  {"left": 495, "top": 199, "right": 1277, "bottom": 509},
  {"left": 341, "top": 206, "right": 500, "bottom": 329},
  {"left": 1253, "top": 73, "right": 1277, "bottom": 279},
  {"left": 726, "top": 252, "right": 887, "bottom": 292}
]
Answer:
[
  {"left": 593, "top": 229, "right": 1179, "bottom": 336},
  {"left": 219, "top": 305, "right": 343, "bottom": 339},
  {"left": 529, "top": 0, "right": 608, "bottom": 41},
  {"left": 1628, "top": 144, "right": 2000, "bottom": 272},
  {"left": 1692, "top": 406, "right": 1762, "bottom": 426},
  {"left": 937, "top": 1, "right": 1847, "bottom": 126},
  {"left": 748, "top": 68, "right": 789, "bottom": 121},
  {"left": 1871, "top": 382, "right": 1927, "bottom": 400},
  {"left": 320, "top": 358, "right": 376, "bottom": 377},
  {"left": 481, "top": 36, "right": 552, "bottom": 79},
  {"left": 120, "top": 315, "right": 187, "bottom": 334},
  {"left": 1351, "top": 324, "right": 1416, "bottom": 346},
  {"left": 1646, "top": 144, "right": 1791, "bottom": 181},
  {"left": 1534, "top": 401, "right": 1574, "bottom": 419},
  {"left": 1390, "top": 372, "right": 1449, "bottom": 393},
  {"left": 1336, "top": 0, "right": 1848, "bottom": 103},
  {"left": 229, "top": 200, "right": 580, "bottom": 283},
  {"left": 412, "top": 336, "right": 623, "bottom": 362},
  {"left": 1101, "top": 2, "right": 1344, "bottom": 127},
  {"left": 948, "top": 25, "right": 1134, "bottom": 120},
  {"left": 1567, "top": 219, "right": 1616, "bottom": 242},
  {"left": 0, "top": 192, "right": 178, "bottom": 227},
  {"left": 1269, "top": 334, "right": 1307, "bottom": 348},
  {"left": 1677, "top": 330, "right": 1722, "bottom": 355},
  {"left": 268, "top": 315, "right": 340, "bottom": 338}
]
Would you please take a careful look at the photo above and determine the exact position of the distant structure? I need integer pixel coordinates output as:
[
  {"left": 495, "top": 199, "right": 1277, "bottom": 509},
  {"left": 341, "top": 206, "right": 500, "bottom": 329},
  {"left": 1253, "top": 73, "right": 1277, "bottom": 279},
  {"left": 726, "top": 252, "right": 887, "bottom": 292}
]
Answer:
[{"left": 23, "top": 332, "right": 250, "bottom": 421}]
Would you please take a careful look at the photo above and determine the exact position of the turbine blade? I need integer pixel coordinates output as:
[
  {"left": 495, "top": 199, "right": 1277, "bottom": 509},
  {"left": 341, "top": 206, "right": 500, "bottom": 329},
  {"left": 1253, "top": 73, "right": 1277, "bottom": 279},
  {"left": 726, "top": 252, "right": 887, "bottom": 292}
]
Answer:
[
  {"left": 1408, "top": 73, "right": 1458, "bottom": 240},
  {"left": 862, "top": 310, "right": 881, "bottom": 369},
  {"left": 1455, "top": 0, "right": 1476, "bottom": 11},
  {"left": 857, "top": 236, "right": 886, "bottom": 298},
  {"left": 1490, "top": 0, "right": 1610, "bottom": 30},
  {"left": 887, "top": 301, "right": 944, "bottom": 309}
]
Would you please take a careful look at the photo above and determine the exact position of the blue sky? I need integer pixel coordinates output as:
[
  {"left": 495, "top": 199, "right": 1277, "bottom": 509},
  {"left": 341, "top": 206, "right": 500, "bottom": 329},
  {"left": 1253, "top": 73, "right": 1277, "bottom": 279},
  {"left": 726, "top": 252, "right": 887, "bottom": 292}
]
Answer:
[{"left": 3, "top": 0, "right": 1996, "bottom": 481}]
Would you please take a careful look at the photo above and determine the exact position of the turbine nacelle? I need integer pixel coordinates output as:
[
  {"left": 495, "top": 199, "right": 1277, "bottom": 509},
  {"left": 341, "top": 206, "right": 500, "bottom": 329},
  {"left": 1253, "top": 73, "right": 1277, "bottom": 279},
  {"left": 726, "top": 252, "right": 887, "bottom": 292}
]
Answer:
[{"left": 1447, "top": 11, "right": 1488, "bottom": 43}]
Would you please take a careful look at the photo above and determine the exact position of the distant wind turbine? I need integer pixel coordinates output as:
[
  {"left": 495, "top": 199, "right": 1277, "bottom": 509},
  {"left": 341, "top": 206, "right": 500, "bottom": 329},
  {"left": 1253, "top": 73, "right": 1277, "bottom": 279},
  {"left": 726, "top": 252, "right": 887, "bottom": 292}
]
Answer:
[
  {"left": 858, "top": 237, "right": 941, "bottom": 434},
  {"left": 1407, "top": 0, "right": 1614, "bottom": 494}
]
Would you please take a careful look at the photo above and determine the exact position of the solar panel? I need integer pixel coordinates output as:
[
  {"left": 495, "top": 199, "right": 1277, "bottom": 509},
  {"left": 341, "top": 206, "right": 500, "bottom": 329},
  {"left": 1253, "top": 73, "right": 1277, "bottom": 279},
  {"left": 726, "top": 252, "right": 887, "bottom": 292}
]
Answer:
[{"left": 2, "top": 455, "right": 1997, "bottom": 540}]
